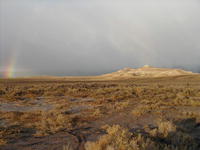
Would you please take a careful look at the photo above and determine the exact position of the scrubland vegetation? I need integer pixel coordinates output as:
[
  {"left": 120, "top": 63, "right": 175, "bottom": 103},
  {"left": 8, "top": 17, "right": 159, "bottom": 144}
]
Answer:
[
  {"left": 0, "top": 75, "right": 200, "bottom": 149},
  {"left": 85, "top": 121, "right": 198, "bottom": 150}
]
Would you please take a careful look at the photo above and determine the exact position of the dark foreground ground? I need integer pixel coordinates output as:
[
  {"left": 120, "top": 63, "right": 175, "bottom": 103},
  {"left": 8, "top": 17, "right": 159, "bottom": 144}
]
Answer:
[{"left": 0, "top": 75, "right": 200, "bottom": 150}]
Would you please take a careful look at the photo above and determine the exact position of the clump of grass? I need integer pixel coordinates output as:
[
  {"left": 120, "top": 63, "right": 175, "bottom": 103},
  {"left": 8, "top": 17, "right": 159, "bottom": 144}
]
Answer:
[
  {"left": 34, "top": 111, "right": 73, "bottom": 136},
  {"left": 149, "top": 121, "right": 176, "bottom": 137},
  {"left": 0, "top": 137, "right": 7, "bottom": 146}
]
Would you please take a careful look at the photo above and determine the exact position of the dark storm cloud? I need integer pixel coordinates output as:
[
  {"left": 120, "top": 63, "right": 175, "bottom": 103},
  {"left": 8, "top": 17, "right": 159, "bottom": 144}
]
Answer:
[{"left": 0, "top": 0, "right": 200, "bottom": 77}]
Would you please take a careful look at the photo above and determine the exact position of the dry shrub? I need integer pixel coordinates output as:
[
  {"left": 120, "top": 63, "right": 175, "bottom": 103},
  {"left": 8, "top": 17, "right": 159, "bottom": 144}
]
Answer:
[
  {"left": 173, "top": 97, "right": 200, "bottom": 106},
  {"left": 157, "top": 121, "right": 176, "bottom": 137},
  {"left": 132, "top": 105, "right": 158, "bottom": 117},
  {"left": 132, "top": 106, "right": 148, "bottom": 117},
  {"left": 1, "top": 111, "right": 41, "bottom": 127},
  {"left": 114, "top": 101, "right": 130, "bottom": 111},
  {"left": 85, "top": 125, "right": 157, "bottom": 150},
  {"left": 149, "top": 121, "right": 198, "bottom": 150},
  {"left": 92, "top": 108, "right": 102, "bottom": 117},
  {"left": 181, "top": 111, "right": 200, "bottom": 119},
  {"left": 85, "top": 122, "right": 199, "bottom": 150},
  {"left": 0, "top": 131, "right": 7, "bottom": 145},
  {"left": 34, "top": 111, "right": 72, "bottom": 136},
  {"left": 0, "top": 89, "right": 5, "bottom": 96},
  {"left": 133, "top": 87, "right": 144, "bottom": 97}
]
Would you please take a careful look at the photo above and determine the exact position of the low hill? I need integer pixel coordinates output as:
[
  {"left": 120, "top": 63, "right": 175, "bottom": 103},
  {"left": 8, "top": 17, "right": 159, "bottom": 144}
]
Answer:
[{"left": 102, "top": 65, "right": 196, "bottom": 78}]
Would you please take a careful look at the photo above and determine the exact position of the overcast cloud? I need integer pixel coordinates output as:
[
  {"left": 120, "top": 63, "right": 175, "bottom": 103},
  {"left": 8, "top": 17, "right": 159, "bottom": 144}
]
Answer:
[{"left": 0, "top": 0, "right": 200, "bottom": 77}]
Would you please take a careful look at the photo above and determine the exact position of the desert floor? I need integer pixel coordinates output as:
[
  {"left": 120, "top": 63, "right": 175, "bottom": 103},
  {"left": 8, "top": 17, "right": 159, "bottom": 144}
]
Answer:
[{"left": 0, "top": 75, "right": 200, "bottom": 150}]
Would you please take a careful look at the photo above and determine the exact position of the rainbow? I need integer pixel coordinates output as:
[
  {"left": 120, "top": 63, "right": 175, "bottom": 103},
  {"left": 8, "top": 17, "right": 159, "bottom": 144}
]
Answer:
[{"left": 3, "top": 56, "right": 16, "bottom": 78}]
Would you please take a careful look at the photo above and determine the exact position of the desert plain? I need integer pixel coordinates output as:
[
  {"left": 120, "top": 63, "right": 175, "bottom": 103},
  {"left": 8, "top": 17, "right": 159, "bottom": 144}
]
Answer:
[{"left": 0, "top": 66, "right": 200, "bottom": 150}]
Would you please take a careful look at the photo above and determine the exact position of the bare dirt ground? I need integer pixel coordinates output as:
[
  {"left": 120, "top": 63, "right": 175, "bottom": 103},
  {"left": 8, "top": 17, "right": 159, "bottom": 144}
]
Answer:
[{"left": 0, "top": 75, "right": 200, "bottom": 150}]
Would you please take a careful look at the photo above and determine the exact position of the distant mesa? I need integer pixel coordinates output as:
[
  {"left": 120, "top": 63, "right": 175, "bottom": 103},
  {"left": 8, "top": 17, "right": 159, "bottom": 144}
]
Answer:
[
  {"left": 102, "top": 65, "right": 196, "bottom": 78},
  {"left": 142, "top": 64, "right": 151, "bottom": 68}
]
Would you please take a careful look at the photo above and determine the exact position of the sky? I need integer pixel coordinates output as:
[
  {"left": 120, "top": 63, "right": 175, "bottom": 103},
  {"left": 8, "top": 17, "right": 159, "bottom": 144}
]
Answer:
[{"left": 0, "top": 0, "right": 200, "bottom": 77}]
